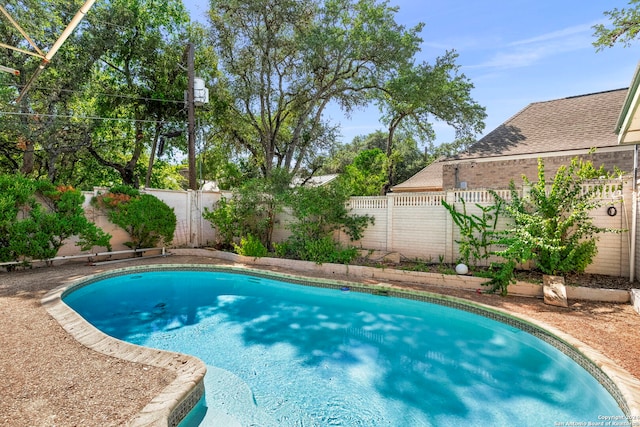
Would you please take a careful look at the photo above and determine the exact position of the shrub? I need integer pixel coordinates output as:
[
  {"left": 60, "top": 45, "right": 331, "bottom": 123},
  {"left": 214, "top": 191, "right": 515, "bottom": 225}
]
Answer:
[
  {"left": 93, "top": 187, "right": 176, "bottom": 249},
  {"left": 234, "top": 234, "right": 268, "bottom": 257},
  {"left": 0, "top": 175, "right": 111, "bottom": 264},
  {"left": 442, "top": 198, "right": 501, "bottom": 267},
  {"left": 276, "top": 236, "right": 359, "bottom": 264},
  {"left": 203, "top": 196, "right": 241, "bottom": 250},
  {"left": 203, "top": 170, "right": 291, "bottom": 250},
  {"left": 491, "top": 157, "right": 620, "bottom": 284},
  {"left": 283, "top": 183, "right": 374, "bottom": 242}
]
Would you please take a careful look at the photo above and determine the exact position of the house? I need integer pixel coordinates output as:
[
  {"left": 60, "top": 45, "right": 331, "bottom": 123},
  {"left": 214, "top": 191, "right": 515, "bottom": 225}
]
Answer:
[
  {"left": 292, "top": 173, "right": 339, "bottom": 187},
  {"left": 617, "top": 63, "right": 640, "bottom": 147},
  {"left": 392, "top": 88, "right": 635, "bottom": 192},
  {"left": 615, "top": 63, "right": 640, "bottom": 283}
]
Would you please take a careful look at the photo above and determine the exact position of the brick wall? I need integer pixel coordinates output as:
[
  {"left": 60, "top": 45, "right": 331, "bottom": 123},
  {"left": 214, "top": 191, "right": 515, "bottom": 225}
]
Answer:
[{"left": 442, "top": 150, "right": 635, "bottom": 190}]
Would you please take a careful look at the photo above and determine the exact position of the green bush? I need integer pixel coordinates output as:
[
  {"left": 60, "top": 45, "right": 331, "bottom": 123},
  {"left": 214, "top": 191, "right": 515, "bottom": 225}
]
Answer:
[
  {"left": 202, "top": 171, "right": 374, "bottom": 264},
  {"left": 93, "top": 187, "right": 176, "bottom": 249},
  {"left": 488, "top": 157, "right": 620, "bottom": 295},
  {"left": 234, "top": 234, "right": 268, "bottom": 257},
  {"left": 203, "top": 171, "right": 291, "bottom": 250},
  {"left": 276, "top": 236, "right": 359, "bottom": 264},
  {"left": 442, "top": 198, "right": 501, "bottom": 267},
  {"left": 203, "top": 196, "right": 241, "bottom": 250},
  {"left": 0, "top": 176, "right": 111, "bottom": 264}
]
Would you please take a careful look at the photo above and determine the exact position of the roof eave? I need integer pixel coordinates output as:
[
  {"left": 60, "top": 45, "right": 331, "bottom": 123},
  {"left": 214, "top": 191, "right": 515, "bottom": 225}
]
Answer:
[{"left": 617, "top": 62, "right": 640, "bottom": 145}]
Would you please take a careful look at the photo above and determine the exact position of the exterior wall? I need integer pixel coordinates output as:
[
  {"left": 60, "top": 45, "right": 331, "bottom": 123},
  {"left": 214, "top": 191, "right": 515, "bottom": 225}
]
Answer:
[
  {"left": 442, "top": 149, "right": 635, "bottom": 190},
  {"left": 584, "top": 182, "right": 631, "bottom": 277},
  {"left": 339, "top": 197, "right": 389, "bottom": 250},
  {"left": 636, "top": 191, "right": 640, "bottom": 281}
]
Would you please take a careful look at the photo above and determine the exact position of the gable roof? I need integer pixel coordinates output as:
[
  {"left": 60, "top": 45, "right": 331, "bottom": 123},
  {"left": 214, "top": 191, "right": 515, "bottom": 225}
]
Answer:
[
  {"left": 391, "top": 88, "right": 630, "bottom": 193},
  {"left": 391, "top": 158, "right": 445, "bottom": 192},
  {"left": 292, "top": 173, "right": 339, "bottom": 187},
  {"left": 617, "top": 63, "right": 640, "bottom": 145},
  {"left": 451, "top": 88, "right": 629, "bottom": 161}
]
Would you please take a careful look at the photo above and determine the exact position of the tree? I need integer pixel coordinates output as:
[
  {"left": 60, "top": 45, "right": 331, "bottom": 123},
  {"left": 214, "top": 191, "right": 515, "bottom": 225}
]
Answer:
[
  {"left": 207, "top": 0, "right": 424, "bottom": 179},
  {"left": 203, "top": 168, "right": 293, "bottom": 249},
  {"left": 0, "top": 0, "right": 216, "bottom": 189},
  {"left": 338, "top": 148, "right": 388, "bottom": 196},
  {"left": 320, "top": 131, "right": 389, "bottom": 174},
  {"left": 83, "top": 0, "right": 193, "bottom": 187},
  {"left": 377, "top": 51, "right": 486, "bottom": 193},
  {"left": 0, "top": 0, "right": 113, "bottom": 180},
  {"left": 593, "top": 0, "right": 640, "bottom": 49}
]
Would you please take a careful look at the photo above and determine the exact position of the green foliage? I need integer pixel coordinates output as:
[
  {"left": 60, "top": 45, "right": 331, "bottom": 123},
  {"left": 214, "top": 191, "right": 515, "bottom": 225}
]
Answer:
[
  {"left": 442, "top": 198, "right": 501, "bottom": 267},
  {"left": 338, "top": 148, "right": 388, "bottom": 196},
  {"left": 203, "top": 197, "right": 238, "bottom": 249},
  {"left": 94, "top": 186, "right": 176, "bottom": 249},
  {"left": 275, "top": 236, "right": 359, "bottom": 265},
  {"left": 234, "top": 234, "right": 268, "bottom": 257},
  {"left": 492, "top": 157, "right": 616, "bottom": 277},
  {"left": 275, "top": 183, "right": 372, "bottom": 264},
  {"left": 0, "top": 0, "right": 200, "bottom": 186},
  {"left": 203, "top": 173, "right": 373, "bottom": 264},
  {"left": 379, "top": 51, "right": 486, "bottom": 191},
  {"left": 593, "top": 1, "right": 640, "bottom": 50},
  {"left": 479, "top": 261, "right": 517, "bottom": 297},
  {"left": 107, "top": 184, "right": 140, "bottom": 197},
  {"left": 208, "top": 0, "right": 425, "bottom": 178},
  {"left": 203, "top": 170, "right": 292, "bottom": 249},
  {"left": 0, "top": 175, "right": 112, "bottom": 264},
  {"left": 284, "top": 183, "right": 374, "bottom": 243}
]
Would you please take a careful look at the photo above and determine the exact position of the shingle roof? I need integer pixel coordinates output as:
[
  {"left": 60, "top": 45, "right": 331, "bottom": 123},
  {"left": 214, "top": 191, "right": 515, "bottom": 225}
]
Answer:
[
  {"left": 452, "top": 88, "right": 629, "bottom": 160},
  {"left": 391, "top": 158, "right": 444, "bottom": 192},
  {"left": 391, "top": 88, "right": 629, "bottom": 193}
]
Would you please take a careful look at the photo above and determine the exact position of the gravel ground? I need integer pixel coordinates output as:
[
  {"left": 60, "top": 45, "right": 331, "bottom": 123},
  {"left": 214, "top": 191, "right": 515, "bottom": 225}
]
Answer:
[{"left": 1, "top": 255, "right": 639, "bottom": 426}]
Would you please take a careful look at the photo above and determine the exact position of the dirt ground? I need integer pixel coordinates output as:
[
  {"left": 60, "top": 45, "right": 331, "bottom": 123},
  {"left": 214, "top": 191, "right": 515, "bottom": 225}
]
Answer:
[{"left": 1, "top": 255, "right": 639, "bottom": 426}]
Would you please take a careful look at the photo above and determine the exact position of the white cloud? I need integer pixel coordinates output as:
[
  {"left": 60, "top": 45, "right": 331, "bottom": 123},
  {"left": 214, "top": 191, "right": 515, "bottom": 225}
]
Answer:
[
  {"left": 508, "top": 22, "right": 595, "bottom": 47},
  {"left": 469, "top": 22, "right": 597, "bottom": 70}
]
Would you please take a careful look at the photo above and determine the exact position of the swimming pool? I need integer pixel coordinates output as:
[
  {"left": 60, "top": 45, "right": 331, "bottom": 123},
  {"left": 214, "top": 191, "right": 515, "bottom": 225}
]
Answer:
[{"left": 61, "top": 267, "right": 627, "bottom": 426}]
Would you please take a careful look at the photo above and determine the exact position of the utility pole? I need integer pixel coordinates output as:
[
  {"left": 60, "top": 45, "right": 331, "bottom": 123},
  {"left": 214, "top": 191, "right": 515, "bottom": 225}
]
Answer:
[{"left": 187, "top": 42, "right": 197, "bottom": 190}]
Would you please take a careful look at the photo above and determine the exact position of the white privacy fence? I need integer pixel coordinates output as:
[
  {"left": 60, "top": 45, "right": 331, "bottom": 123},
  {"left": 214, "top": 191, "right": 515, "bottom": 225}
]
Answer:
[
  {"left": 59, "top": 188, "right": 223, "bottom": 254},
  {"left": 59, "top": 179, "right": 635, "bottom": 278},
  {"left": 336, "top": 181, "right": 633, "bottom": 277}
]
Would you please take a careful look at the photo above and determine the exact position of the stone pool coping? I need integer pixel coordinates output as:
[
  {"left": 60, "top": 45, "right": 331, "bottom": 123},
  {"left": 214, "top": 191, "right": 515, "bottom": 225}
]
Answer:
[{"left": 42, "top": 258, "right": 640, "bottom": 427}]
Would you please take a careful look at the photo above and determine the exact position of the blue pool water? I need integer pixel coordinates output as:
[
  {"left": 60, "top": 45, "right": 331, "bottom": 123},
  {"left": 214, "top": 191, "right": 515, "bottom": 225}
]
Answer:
[{"left": 63, "top": 270, "right": 625, "bottom": 426}]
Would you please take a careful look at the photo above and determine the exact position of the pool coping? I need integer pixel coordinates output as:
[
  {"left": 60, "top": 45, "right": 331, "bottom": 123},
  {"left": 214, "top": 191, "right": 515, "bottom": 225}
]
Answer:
[
  {"left": 43, "top": 262, "right": 640, "bottom": 427},
  {"left": 42, "top": 269, "right": 207, "bottom": 427}
]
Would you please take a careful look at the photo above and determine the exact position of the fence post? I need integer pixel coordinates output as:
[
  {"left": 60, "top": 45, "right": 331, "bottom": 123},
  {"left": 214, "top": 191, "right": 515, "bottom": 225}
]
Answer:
[
  {"left": 386, "top": 194, "right": 393, "bottom": 252},
  {"left": 444, "top": 190, "right": 457, "bottom": 263}
]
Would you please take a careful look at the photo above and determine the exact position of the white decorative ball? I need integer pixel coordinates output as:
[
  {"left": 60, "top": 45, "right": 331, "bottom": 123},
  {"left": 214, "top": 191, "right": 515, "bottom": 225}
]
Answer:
[{"left": 455, "top": 263, "right": 469, "bottom": 275}]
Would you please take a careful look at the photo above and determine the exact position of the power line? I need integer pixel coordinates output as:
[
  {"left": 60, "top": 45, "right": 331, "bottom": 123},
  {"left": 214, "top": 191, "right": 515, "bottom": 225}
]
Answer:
[
  {"left": 0, "top": 110, "right": 181, "bottom": 124},
  {"left": 1, "top": 83, "right": 186, "bottom": 105}
]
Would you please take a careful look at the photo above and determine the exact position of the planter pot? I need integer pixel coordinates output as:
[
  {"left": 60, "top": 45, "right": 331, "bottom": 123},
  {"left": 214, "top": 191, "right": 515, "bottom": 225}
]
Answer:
[{"left": 543, "top": 274, "right": 568, "bottom": 307}]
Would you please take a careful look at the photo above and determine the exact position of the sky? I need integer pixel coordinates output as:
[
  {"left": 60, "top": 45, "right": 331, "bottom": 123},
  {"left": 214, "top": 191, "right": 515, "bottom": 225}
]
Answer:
[{"left": 183, "top": 0, "right": 640, "bottom": 148}]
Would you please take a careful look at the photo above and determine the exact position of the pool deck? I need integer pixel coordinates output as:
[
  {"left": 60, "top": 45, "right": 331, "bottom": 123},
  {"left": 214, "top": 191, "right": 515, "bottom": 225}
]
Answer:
[{"left": 2, "top": 251, "right": 640, "bottom": 426}]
